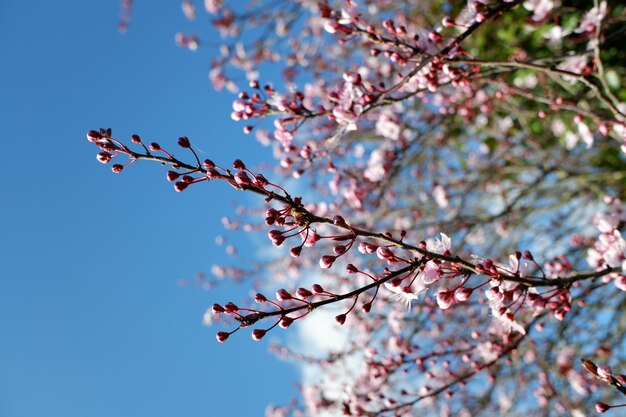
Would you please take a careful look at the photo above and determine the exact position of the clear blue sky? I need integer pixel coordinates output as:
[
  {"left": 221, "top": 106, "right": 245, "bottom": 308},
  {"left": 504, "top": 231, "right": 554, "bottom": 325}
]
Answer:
[{"left": 0, "top": 1, "right": 299, "bottom": 416}]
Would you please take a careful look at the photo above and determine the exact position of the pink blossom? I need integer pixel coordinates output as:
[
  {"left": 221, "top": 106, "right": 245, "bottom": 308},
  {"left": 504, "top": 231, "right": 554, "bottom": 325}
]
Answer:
[
  {"left": 523, "top": 0, "right": 554, "bottom": 22},
  {"left": 420, "top": 261, "right": 442, "bottom": 285},
  {"left": 436, "top": 290, "right": 455, "bottom": 310},
  {"left": 574, "top": 1, "right": 607, "bottom": 34},
  {"left": 384, "top": 282, "right": 425, "bottom": 310},
  {"left": 426, "top": 233, "right": 452, "bottom": 255}
]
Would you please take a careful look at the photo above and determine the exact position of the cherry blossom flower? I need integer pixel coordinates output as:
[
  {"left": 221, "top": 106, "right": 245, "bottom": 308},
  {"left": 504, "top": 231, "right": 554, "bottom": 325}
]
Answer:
[
  {"left": 523, "top": 0, "right": 554, "bottom": 22},
  {"left": 384, "top": 281, "right": 426, "bottom": 311},
  {"left": 574, "top": 1, "right": 607, "bottom": 34},
  {"left": 426, "top": 233, "right": 452, "bottom": 255}
]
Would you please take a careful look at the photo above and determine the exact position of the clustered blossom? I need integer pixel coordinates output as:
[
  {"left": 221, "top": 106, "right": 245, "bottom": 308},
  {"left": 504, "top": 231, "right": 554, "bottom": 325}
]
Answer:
[
  {"left": 587, "top": 198, "right": 626, "bottom": 289},
  {"left": 95, "top": 0, "right": 626, "bottom": 415}
]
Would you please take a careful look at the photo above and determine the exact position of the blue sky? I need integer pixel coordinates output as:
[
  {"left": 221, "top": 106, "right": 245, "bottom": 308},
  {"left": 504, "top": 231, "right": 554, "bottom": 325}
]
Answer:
[{"left": 0, "top": 1, "right": 300, "bottom": 416}]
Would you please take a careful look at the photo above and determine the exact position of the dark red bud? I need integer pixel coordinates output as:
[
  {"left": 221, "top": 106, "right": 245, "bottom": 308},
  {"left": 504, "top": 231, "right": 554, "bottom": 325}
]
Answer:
[
  {"left": 312, "top": 284, "right": 324, "bottom": 294},
  {"left": 174, "top": 181, "right": 188, "bottom": 192},
  {"left": 252, "top": 329, "right": 266, "bottom": 341},
  {"left": 233, "top": 159, "right": 246, "bottom": 170},
  {"left": 87, "top": 130, "right": 103, "bottom": 142},
  {"left": 178, "top": 136, "right": 191, "bottom": 148}
]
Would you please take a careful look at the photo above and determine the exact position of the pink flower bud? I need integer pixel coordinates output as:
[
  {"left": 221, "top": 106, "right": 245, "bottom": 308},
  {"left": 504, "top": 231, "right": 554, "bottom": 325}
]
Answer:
[
  {"left": 335, "top": 314, "right": 347, "bottom": 325},
  {"left": 333, "top": 245, "right": 347, "bottom": 255},
  {"left": 437, "top": 290, "right": 455, "bottom": 310},
  {"left": 597, "top": 365, "right": 613, "bottom": 379},
  {"left": 166, "top": 171, "right": 180, "bottom": 182},
  {"left": 254, "top": 293, "right": 267, "bottom": 303},
  {"left": 442, "top": 16, "right": 456, "bottom": 28},
  {"left": 596, "top": 402, "right": 610, "bottom": 413},
  {"left": 312, "top": 284, "right": 324, "bottom": 294},
  {"left": 376, "top": 246, "right": 394, "bottom": 260},
  {"left": 296, "top": 287, "right": 313, "bottom": 298},
  {"left": 234, "top": 172, "right": 252, "bottom": 185},
  {"left": 203, "top": 159, "right": 216, "bottom": 169},
  {"left": 333, "top": 215, "right": 347, "bottom": 226},
  {"left": 290, "top": 246, "right": 302, "bottom": 257},
  {"left": 87, "top": 130, "right": 103, "bottom": 142},
  {"left": 178, "top": 136, "right": 191, "bottom": 148},
  {"left": 216, "top": 332, "right": 230, "bottom": 343},
  {"left": 276, "top": 289, "right": 293, "bottom": 301},
  {"left": 149, "top": 142, "right": 161, "bottom": 151},
  {"left": 523, "top": 250, "right": 534, "bottom": 261},
  {"left": 97, "top": 152, "right": 112, "bottom": 164},
  {"left": 206, "top": 168, "right": 221, "bottom": 179},
  {"left": 232, "top": 159, "right": 246, "bottom": 170},
  {"left": 268, "top": 230, "right": 285, "bottom": 246},
  {"left": 279, "top": 317, "right": 294, "bottom": 329},
  {"left": 454, "top": 287, "right": 473, "bottom": 301},
  {"left": 358, "top": 242, "right": 378, "bottom": 254},
  {"left": 251, "top": 329, "right": 266, "bottom": 341},
  {"left": 254, "top": 174, "right": 268, "bottom": 187},
  {"left": 174, "top": 181, "right": 188, "bottom": 192},
  {"left": 131, "top": 134, "right": 141, "bottom": 143},
  {"left": 361, "top": 302, "right": 371, "bottom": 313},
  {"left": 346, "top": 264, "right": 358, "bottom": 274},
  {"left": 224, "top": 302, "right": 239, "bottom": 313},
  {"left": 111, "top": 164, "right": 124, "bottom": 173},
  {"left": 320, "top": 255, "right": 336, "bottom": 269},
  {"left": 211, "top": 304, "right": 225, "bottom": 314}
]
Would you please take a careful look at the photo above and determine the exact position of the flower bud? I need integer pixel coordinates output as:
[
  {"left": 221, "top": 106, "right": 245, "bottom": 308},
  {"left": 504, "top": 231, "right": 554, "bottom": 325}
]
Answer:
[
  {"left": 224, "top": 302, "right": 239, "bottom": 313},
  {"left": 596, "top": 402, "right": 610, "bottom": 413},
  {"left": 290, "top": 246, "right": 302, "bottom": 257},
  {"left": 454, "top": 287, "right": 473, "bottom": 302},
  {"left": 597, "top": 365, "right": 613, "bottom": 380},
  {"left": 279, "top": 317, "right": 294, "bottom": 329},
  {"left": 216, "top": 332, "right": 230, "bottom": 343},
  {"left": 178, "top": 136, "right": 191, "bottom": 148},
  {"left": 276, "top": 289, "right": 293, "bottom": 301},
  {"left": 111, "top": 164, "right": 124, "bottom": 173},
  {"left": 312, "top": 284, "right": 324, "bottom": 294},
  {"left": 211, "top": 304, "right": 225, "bottom": 314},
  {"left": 174, "top": 181, "right": 188, "bottom": 192},
  {"left": 252, "top": 329, "right": 266, "bottom": 341},
  {"left": 131, "top": 134, "right": 141, "bottom": 143},
  {"left": 149, "top": 142, "right": 161, "bottom": 151},
  {"left": 333, "top": 245, "right": 347, "bottom": 255},
  {"left": 232, "top": 159, "right": 246, "bottom": 170},
  {"left": 335, "top": 314, "right": 347, "bottom": 325},
  {"left": 254, "top": 293, "right": 267, "bottom": 303},
  {"left": 346, "top": 264, "right": 358, "bottom": 274},
  {"left": 87, "top": 130, "right": 103, "bottom": 142},
  {"left": 97, "top": 152, "right": 112, "bottom": 164},
  {"left": 296, "top": 287, "right": 313, "bottom": 298},
  {"left": 319, "top": 255, "right": 336, "bottom": 269},
  {"left": 166, "top": 171, "right": 180, "bottom": 182}
]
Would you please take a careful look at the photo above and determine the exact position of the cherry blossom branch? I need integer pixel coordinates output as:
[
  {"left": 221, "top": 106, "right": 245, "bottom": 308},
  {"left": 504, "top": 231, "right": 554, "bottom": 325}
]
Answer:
[{"left": 445, "top": 57, "right": 625, "bottom": 119}]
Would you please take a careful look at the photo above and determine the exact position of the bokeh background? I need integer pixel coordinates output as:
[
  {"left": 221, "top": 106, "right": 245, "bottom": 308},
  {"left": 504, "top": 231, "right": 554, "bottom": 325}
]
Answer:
[{"left": 0, "top": 1, "right": 301, "bottom": 416}]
